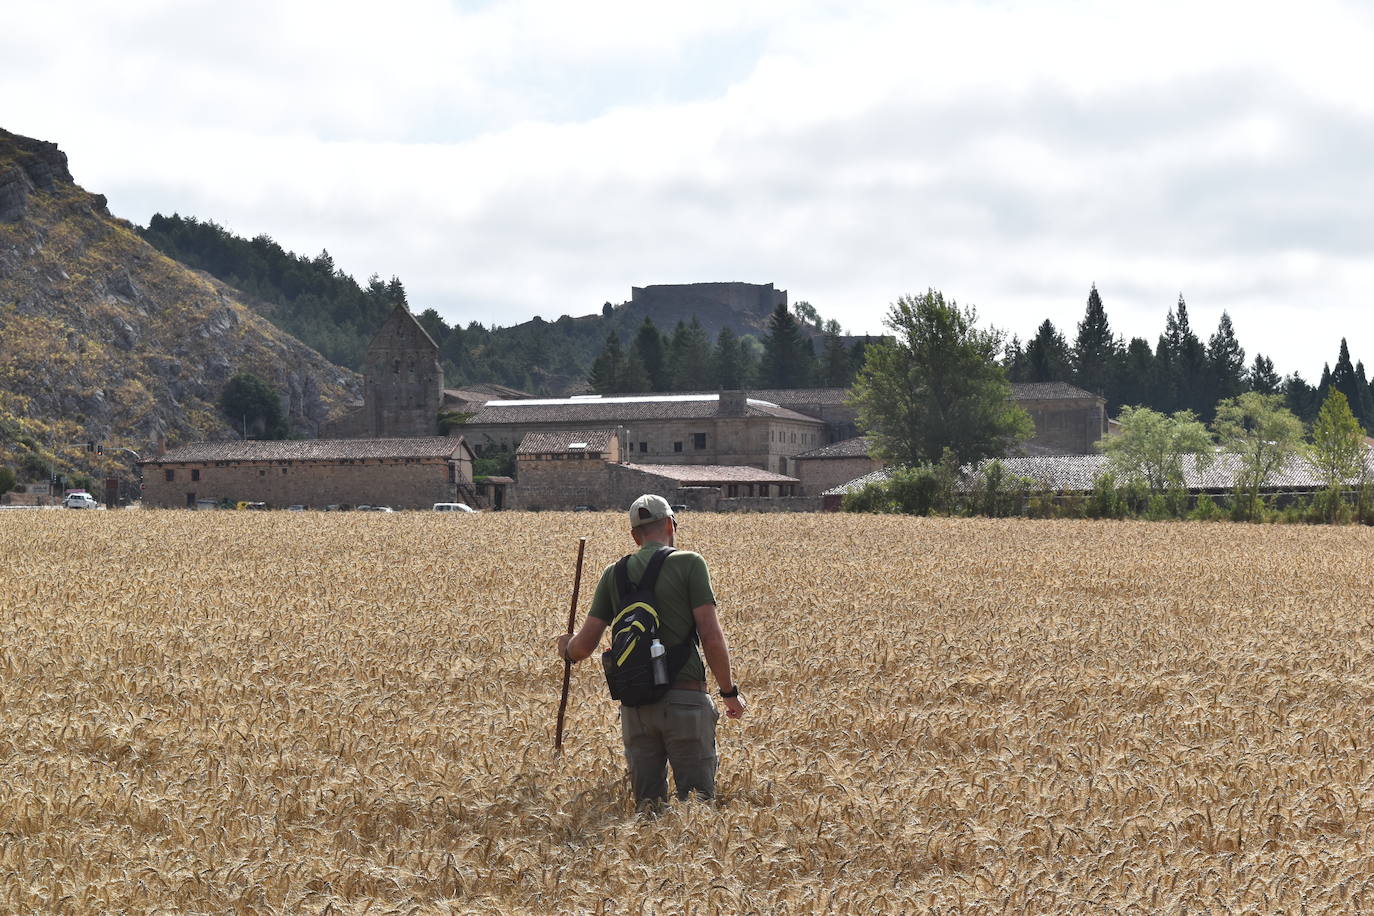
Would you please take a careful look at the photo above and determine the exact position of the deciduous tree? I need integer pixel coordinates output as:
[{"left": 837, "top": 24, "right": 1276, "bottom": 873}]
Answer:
[
  {"left": 1311, "top": 388, "right": 1365, "bottom": 522},
  {"left": 1213, "top": 391, "right": 1305, "bottom": 521},
  {"left": 850, "top": 290, "right": 1032, "bottom": 466},
  {"left": 1099, "top": 406, "right": 1213, "bottom": 496}
]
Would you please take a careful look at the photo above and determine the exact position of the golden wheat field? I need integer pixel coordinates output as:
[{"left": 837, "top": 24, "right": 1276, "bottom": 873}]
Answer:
[{"left": 3, "top": 510, "right": 1374, "bottom": 914}]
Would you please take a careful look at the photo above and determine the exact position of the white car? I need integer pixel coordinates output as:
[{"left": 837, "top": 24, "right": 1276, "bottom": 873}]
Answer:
[
  {"left": 433, "top": 502, "right": 477, "bottom": 512},
  {"left": 63, "top": 492, "right": 100, "bottom": 509}
]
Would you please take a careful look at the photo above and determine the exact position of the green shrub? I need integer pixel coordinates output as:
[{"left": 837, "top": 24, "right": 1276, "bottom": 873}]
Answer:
[
  {"left": 0, "top": 466, "right": 14, "bottom": 496},
  {"left": 842, "top": 480, "right": 893, "bottom": 513},
  {"left": 967, "top": 460, "right": 1029, "bottom": 518},
  {"left": 1188, "top": 492, "right": 1226, "bottom": 522},
  {"left": 886, "top": 465, "right": 949, "bottom": 516}
]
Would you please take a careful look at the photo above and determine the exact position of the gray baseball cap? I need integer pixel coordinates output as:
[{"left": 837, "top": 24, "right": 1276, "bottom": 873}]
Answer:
[{"left": 628, "top": 493, "right": 674, "bottom": 528}]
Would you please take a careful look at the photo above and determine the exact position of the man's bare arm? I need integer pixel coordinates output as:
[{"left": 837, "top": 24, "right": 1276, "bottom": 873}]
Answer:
[
  {"left": 693, "top": 602, "right": 746, "bottom": 718},
  {"left": 556, "top": 617, "right": 607, "bottom": 662}
]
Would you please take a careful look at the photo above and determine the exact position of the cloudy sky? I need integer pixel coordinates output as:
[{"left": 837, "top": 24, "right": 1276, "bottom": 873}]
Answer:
[{"left": 6, "top": 0, "right": 1373, "bottom": 377}]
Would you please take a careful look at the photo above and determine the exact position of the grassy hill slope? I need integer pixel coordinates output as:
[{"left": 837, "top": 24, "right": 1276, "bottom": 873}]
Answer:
[{"left": 0, "top": 128, "right": 359, "bottom": 487}]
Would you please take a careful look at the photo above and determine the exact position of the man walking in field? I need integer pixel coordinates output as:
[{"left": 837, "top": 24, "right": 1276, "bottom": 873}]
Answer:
[{"left": 557, "top": 494, "right": 745, "bottom": 808}]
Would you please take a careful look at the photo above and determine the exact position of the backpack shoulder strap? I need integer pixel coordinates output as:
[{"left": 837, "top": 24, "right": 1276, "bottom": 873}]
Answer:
[
  {"left": 613, "top": 555, "right": 633, "bottom": 606},
  {"left": 639, "top": 546, "right": 675, "bottom": 592}
]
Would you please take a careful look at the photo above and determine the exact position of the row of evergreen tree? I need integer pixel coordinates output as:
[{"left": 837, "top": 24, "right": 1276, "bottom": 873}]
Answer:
[
  {"left": 587, "top": 303, "right": 871, "bottom": 394},
  {"left": 1007, "top": 285, "right": 1373, "bottom": 429},
  {"left": 140, "top": 213, "right": 404, "bottom": 369},
  {"left": 142, "top": 213, "right": 1373, "bottom": 421}
]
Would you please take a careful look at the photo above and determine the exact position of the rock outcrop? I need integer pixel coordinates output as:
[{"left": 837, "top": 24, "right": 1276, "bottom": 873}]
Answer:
[{"left": 0, "top": 127, "right": 360, "bottom": 483}]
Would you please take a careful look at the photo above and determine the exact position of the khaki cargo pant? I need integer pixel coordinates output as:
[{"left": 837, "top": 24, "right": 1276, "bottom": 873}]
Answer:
[{"left": 620, "top": 689, "right": 720, "bottom": 804}]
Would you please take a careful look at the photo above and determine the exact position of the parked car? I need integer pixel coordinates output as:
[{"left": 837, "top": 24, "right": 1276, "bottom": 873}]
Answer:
[
  {"left": 286, "top": 505, "right": 306, "bottom": 512},
  {"left": 63, "top": 492, "right": 100, "bottom": 509},
  {"left": 433, "top": 502, "right": 477, "bottom": 512}
]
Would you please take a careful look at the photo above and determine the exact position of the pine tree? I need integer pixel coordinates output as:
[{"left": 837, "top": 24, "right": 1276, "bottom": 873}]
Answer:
[
  {"left": 1285, "top": 372, "right": 1320, "bottom": 424},
  {"left": 1248, "top": 354, "right": 1281, "bottom": 394},
  {"left": 1203, "top": 311, "right": 1246, "bottom": 419},
  {"left": 588, "top": 332, "right": 626, "bottom": 394},
  {"left": 1024, "top": 319, "right": 1072, "bottom": 382},
  {"left": 821, "top": 321, "right": 852, "bottom": 387},
  {"left": 632, "top": 318, "right": 669, "bottom": 391},
  {"left": 1355, "top": 360, "right": 1374, "bottom": 432},
  {"left": 1003, "top": 335, "right": 1028, "bottom": 382},
  {"left": 668, "top": 318, "right": 712, "bottom": 391},
  {"left": 760, "top": 303, "right": 814, "bottom": 388},
  {"left": 1329, "top": 339, "right": 1366, "bottom": 430},
  {"left": 1071, "top": 284, "right": 1116, "bottom": 397},
  {"left": 712, "top": 327, "right": 745, "bottom": 389},
  {"left": 1173, "top": 295, "right": 1208, "bottom": 415},
  {"left": 1115, "top": 338, "right": 1156, "bottom": 410},
  {"left": 622, "top": 351, "right": 651, "bottom": 393}
]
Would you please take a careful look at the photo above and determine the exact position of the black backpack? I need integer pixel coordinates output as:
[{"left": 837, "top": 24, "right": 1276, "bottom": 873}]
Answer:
[{"left": 601, "top": 547, "right": 698, "bottom": 707}]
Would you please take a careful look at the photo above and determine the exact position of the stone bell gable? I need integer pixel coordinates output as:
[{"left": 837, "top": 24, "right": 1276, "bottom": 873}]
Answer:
[
  {"left": 363, "top": 303, "right": 443, "bottom": 438},
  {"left": 325, "top": 303, "right": 445, "bottom": 438}
]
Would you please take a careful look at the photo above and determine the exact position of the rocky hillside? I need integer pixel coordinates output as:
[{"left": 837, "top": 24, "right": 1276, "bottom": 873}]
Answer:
[{"left": 0, "top": 128, "right": 359, "bottom": 485}]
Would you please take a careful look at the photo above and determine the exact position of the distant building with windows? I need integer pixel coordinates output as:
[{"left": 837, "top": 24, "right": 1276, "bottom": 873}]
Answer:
[
  {"left": 138, "top": 437, "right": 476, "bottom": 509},
  {"left": 457, "top": 391, "right": 826, "bottom": 477}
]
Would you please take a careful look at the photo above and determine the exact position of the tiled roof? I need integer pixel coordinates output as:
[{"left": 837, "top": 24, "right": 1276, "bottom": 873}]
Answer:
[
  {"left": 795, "top": 436, "right": 872, "bottom": 460},
  {"left": 516, "top": 429, "right": 617, "bottom": 455},
  {"left": 620, "top": 462, "right": 799, "bottom": 484},
  {"left": 142, "top": 436, "right": 468, "bottom": 465},
  {"left": 469, "top": 394, "right": 822, "bottom": 425},
  {"left": 746, "top": 388, "right": 851, "bottom": 406},
  {"left": 444, "top": 383, "right": 534, "bottom": 404},
  {"left": 979, "top": 453, "right": 1374, "bottom": 492},
  {"left": 1011, "top": 382, "right": 1101, "bottom": 401},
  {"left": 825, "top": 448, "right": 1374, "bottom": 496},
  {"left": 824, "top": 467, "right": 893, "bottom": 496}
]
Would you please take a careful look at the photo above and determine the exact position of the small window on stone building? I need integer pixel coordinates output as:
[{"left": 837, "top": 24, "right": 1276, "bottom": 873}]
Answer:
[
  {"left": 639, "top": 442, "right": 647, "bottom": 452},
  {"left": 259, "top": 469, "right": 266, "bottom": 477},
  {"left": 191, "top": 469, "right": 200, "bottom": 481},
  {"left": 693, "top": 433, "right": 706, "bottom": 450},
  {"left": 281, "top": 467, "right": 288, "bottom": 475},
  {"left": 728, "top": 484, "right": 738, "bottom": 497},
  {"left": 674, "top": 441, "right": 683, "bottom": 453},
  {"left": 165, "top": 469, "right": 174, "bottom": 482},
  {"left": 393, "top": 359, "right": 400, "bottom": 374}
]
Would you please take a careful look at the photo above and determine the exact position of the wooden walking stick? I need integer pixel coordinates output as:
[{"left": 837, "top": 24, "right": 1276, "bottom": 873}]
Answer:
[{"left": 554, "top": 536, "right": 588, "bottom": 753}]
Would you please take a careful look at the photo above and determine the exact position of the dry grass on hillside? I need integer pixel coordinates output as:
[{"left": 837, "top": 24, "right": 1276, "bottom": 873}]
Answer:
[{"left": 2, "top": 511, "right": 1374, "bottom": 913}]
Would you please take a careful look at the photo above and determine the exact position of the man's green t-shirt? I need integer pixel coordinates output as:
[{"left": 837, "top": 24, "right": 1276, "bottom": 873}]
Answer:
[{"left": 589, "top": 540, "right": 716, "bottom": 683}]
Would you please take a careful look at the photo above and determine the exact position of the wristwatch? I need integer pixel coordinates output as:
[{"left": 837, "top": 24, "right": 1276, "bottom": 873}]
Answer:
[{"left": 719, "top": 685, "right": 740, "bottom": 698}]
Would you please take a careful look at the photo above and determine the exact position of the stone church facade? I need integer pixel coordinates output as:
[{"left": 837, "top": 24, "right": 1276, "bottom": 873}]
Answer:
[{"left": 324, "top": 303, "right": 443, "bottom": 438}]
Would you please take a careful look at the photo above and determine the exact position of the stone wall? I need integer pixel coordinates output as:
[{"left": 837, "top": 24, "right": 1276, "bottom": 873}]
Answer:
[
  {"left": 630, "top": 282, "right": 786, "bottom": 319},
  {"left": 1020, "top": 397, "right": 1106, "bottom": 455},
  {"left": 513, "top": 455, "right": 611, "bottom": 510},
  {"left": 141, "top": 458, "right": 465, "bottom": 509},
  {"left": 717, "top": 496, "right": 822, "bottom": 513},
  {"left": 794, "top": 456, "right": 883, "bottom": 497}
]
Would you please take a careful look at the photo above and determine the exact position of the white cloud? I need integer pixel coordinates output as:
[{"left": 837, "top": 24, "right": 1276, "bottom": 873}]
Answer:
[{"left": 4, "top": 0, "right": 1374, "bottom": 376}]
